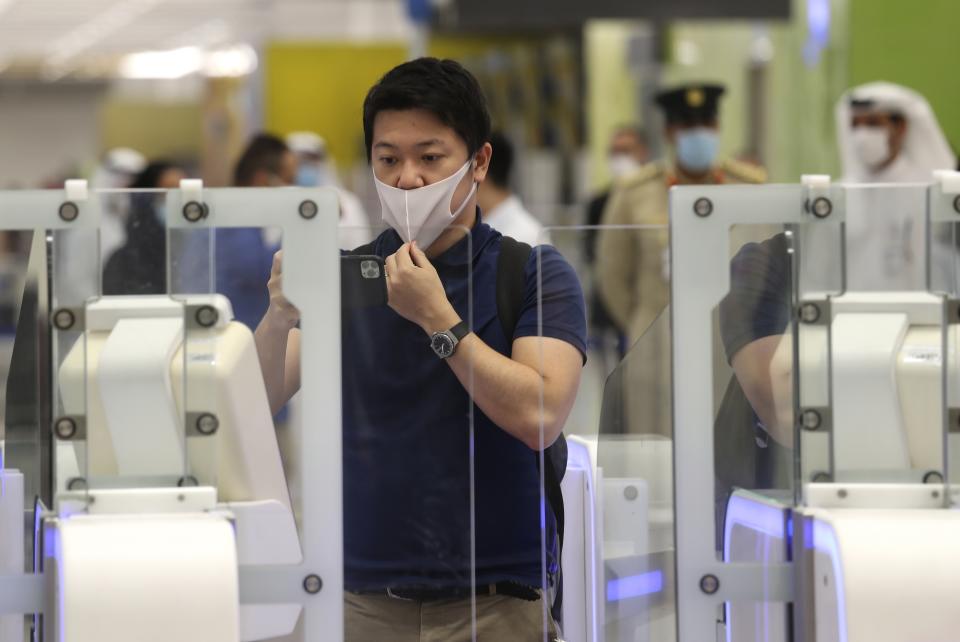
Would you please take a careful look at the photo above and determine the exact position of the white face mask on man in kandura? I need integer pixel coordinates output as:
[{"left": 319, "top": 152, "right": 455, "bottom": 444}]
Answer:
[
  {"left": 374, "top": 158, "right": 477, "bottom": 248},
  {"left": 850, "top": 126, "right": 891, "bottom": 170}
]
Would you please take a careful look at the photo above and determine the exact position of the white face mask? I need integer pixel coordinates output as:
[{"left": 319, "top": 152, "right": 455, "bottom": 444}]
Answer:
[
  {"left": 608, "top": 153, "right": 641, "bottom": 179},
  {"left": 374, "top": 159, "right": 477, "bottom": 248},
  {"left": 850, "top": 126, "right": 890, "bottom": 169}
]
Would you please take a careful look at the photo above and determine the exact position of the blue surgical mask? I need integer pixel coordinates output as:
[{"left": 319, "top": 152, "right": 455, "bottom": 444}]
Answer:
[
  {"left": 296, "top": 161, "right": 336, "bottom": 187},
  {"left": 675, "top": 128, "right": 719, "bottom": 173},
  {"left": 295, "top": 164, "right": 320, "bottom": 187}
]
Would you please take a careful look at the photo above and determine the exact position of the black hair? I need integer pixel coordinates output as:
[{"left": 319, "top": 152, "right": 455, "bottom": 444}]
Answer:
[
  {"left": 131, "top": 161, "right": 180, "bottom": 189},
  {"left": 486, "top": 131, "right": 514, "bottom": 189},
  {"left": 362, "top": 57, "right": 491, "bottom": 161},
  {"left": 233, "top": 133, "right": 290, "bottom": 186}
]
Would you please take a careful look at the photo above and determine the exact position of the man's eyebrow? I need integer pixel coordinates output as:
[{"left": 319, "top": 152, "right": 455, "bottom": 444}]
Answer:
[{"left": 372, "top": 138, "right": 448, "bottom": 151}]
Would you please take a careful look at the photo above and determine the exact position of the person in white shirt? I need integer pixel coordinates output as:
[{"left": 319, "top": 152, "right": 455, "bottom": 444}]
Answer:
[
  {"left": 831, "top": 82, "right": 958, "bottom": 290},
  {"left": 477, "top": 131, "right": 549, "bottom": 246},
  {"left": 286, "top": 131, "right": 373, "bottom": 251},
  {"left": 837, "top": 82, "right": 955, "bottom": 184}
]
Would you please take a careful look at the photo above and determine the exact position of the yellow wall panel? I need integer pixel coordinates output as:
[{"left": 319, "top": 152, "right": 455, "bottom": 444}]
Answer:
[
  {"left": 265, "top": 37, "right": 544, "bottom": 170},
  {"left": 100, "top": 100, "right": 203, "bottom": 160},
  {"left": 265, "top": 43, "right": 407, "bottom": 170}
]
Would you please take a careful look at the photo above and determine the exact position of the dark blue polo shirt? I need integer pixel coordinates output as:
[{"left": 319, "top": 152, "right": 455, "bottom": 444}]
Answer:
[{"left": 341, "top": 215, "right": 586, "bottom": 591}]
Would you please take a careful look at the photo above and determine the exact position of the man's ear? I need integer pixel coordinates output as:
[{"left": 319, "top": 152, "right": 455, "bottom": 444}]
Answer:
[{"left": 472, "top": 142, "right": 493, "bottom": 183}]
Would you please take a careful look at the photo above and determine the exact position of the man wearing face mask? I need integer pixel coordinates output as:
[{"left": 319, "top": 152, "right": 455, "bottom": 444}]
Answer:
[
  {"left": 838, "top": 82, "right": 955, "bottom": 184},
  {"left": 835, "top": 82, "right": 957, "bottom": 290},
  {"left": 596, "top": 84, "right": 765, "bottom": 345},
  {"left": 255, "top": 58, "right": 586, "bottom": 641},
  {"left": 592, "top": 84, "right": 763, "bottom": 441},
  {"left": 286, "top": 131, "right": 373, "bottom": 250},
  {"left": 582, "top": 126, "right": 649, "bottom": 357}
]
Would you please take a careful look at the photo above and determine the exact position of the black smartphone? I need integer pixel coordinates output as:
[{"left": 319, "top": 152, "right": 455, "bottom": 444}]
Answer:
[{"left": 341, "top": 255, "right": 387, "bottom": 309}]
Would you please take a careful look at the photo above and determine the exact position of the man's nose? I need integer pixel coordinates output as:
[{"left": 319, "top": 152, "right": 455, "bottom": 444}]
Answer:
[{"left": 396, "top": 161, "right": 425, "bottom": 189}]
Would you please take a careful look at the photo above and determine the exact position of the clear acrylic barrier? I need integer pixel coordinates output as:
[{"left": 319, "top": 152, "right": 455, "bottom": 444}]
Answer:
[
  {"left": 6, "top": 179, "right": 956, "bottom": 640},
  {"left": 338, "top": 220, "right": 484, "bottom": 635},
  {"left": 0, "top": 217, "right": 39, "bottom": 641},
  {"left": 670, "top": 181, "right": 959, "bottom": 642},
  {"left": 0, "top": 185, "right": 353, "bottom": 641},
  {"left": 541, "top": 224, "right": 674, "bottom": 642},
  {"left": 928, "top": 181, "right": 960, "bottom": 501},
  {"left": 0, "top": 188, "right": 109, "bottom": 634}
]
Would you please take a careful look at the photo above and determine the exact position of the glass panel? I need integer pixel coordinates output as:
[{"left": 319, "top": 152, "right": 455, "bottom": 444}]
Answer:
[
  {"left": 0, "top": 217, "right": 39, "bottom": 641},
  {"left": 545, "top": 225, "right": 674, "bottom": 642},
  {"left": 1, "top": 185, "right": 355, "bottom": 640},
  {"left": 793, "top": 216, "right": 841, "bottom": 489},
  {"left": 932, "top": 190, "right": 960, "bottom": 497},
  {"left": 716, "top": 223, "right": 801, "bottom": 642},
  {"left": 164, "top": 185, "right": 345, "bottom": 640},
  {"left": 667, "top": 183, "right": 827, "bottom": 641},
  {"left": 2, "top": 226, "right": 48, "bottom": 512},
  {"left": 338, "top": 219, "right": 478, "bottom": 631},
  {"left": 50, "top": 198, "right": 97, "bottom": 498},
  {"left": 820, "top": 184, "right": 945, "bottom": 485}
]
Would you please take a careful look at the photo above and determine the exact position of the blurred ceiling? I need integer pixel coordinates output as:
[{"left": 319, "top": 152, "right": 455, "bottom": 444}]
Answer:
[{"left": 0, "top": 0, "right": 412, "bottom": 76}]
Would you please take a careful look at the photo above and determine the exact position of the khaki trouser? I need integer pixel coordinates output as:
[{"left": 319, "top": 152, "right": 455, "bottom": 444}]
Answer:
[{"left": 345, "top": 590, "right": 560, "bottom": 642}]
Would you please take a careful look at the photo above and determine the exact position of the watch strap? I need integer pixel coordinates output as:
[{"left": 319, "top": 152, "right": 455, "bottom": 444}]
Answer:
[{"left": 449, "top": 320, "right": 469, "bottom": 341}]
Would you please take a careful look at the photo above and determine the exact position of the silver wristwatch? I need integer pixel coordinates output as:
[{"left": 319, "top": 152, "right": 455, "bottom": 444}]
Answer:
[{"left": 430, "top": 321, "right": 469, "bottom": 359}]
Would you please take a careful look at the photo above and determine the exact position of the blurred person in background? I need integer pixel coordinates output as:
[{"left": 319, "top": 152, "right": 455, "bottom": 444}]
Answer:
[
  {"left": 287, "top": 131, "right": 373, "bottom": 250},
  {"left": 838, "top": 81, "right": 955, "bottom": 184},
  {"left": 585, "top": 125, "right": 649, "bottom": 236},
  {"left": 476, "top": 131, "right": 548, "bottom": 246},
  {"left": 102, "top": 161, "right": 186, "bottom": 295},
  {"left": 175, "top": 133, "right": 296, "bottom": 328},
  {"left": 582, "top": 125, "right": 649, "bottom": 359},
  {"left": 219, "top": 133, "right": 297, "bottom": 328},
  {"left": 835, "top": 82, "right": 957, "bottom": 290},
  {"left": 92, "top": 147, "right": 148, "bottom": 261},
  {"left": 596, "top": 84, "right": 765, "bottom": 343},
  {"left": 58, "top": 147, "right": 147, "bottom": 302},
  {"left": 594, "top": 84, "right": 764, "bottom": 440}
]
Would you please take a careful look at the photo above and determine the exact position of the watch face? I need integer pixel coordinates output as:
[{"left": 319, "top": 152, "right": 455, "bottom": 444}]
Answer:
[{"left": 431, "top": 333, "right": 455, "bottom": 358}]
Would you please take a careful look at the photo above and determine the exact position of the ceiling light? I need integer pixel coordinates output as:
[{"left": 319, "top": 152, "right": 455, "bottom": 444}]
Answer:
[
  {"left": 119, "top": 47, "right": 204, "bottom": 80},
  {"left": 204, "top": 45, "right": 258, "bottom": 78},
  {"left": 117, "top": 44, "right": 258, "bottom": 80}
]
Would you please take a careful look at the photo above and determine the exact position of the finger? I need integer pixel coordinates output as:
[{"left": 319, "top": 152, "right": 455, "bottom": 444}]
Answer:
[
  {"left": 409, "top": 241, "right": 430, "bottom": 268},
  {"left": 272, "top": 250, "right": 283, "bottom": 275},
  {"left": 384, "top": 268, "right": 395, "bottom": 304},
  {"left": 385, "top": 253, "right": 398, "bottom": 282},
  {"left": 395, "top": 243, "right": 414, "bottom": 269}
]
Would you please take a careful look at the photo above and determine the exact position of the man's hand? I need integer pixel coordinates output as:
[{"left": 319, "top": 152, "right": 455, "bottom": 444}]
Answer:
[
  {"left": 386, "top": 242, "right": 459, "bottom": 333},
  {"left": 264, "top": 250, "right": 300, "bottom": 331}
]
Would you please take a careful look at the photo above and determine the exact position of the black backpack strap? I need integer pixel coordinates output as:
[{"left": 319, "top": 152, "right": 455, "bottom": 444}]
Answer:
[
  {"left": 496, "top": 235, "right": 532, "bottom": 343},
  {"left": 496, "top": 235, "right": 566, "bottom": 623}
]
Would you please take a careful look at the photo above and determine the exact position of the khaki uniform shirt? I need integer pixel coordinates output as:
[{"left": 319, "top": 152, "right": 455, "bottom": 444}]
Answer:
[
  {"left": 595, "top": 158, "right": 766, "bottom": 437},
  {"left": 596, "top": 158, "right": 767, "bottom": 342}
]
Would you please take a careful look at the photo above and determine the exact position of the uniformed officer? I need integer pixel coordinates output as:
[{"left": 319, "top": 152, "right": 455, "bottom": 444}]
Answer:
[
  {"left": 594, "top": 83, "right": 765, "bottom": 437},
  {"left": 597, "top": 83, "right": 765, "bottom": 342}
]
